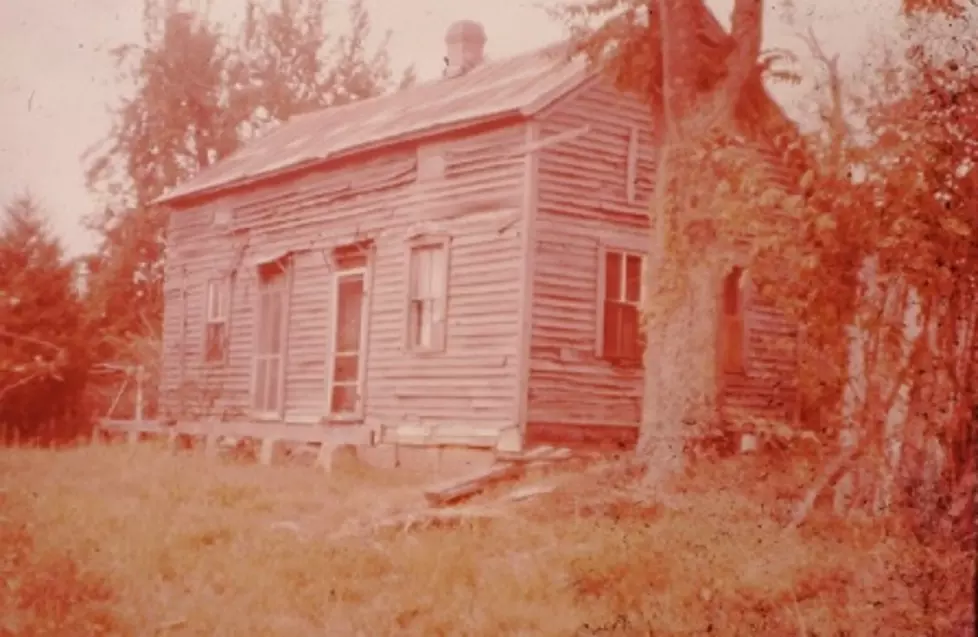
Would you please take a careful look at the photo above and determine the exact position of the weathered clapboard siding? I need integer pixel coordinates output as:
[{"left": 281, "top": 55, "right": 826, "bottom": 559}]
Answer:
[
  {"left": 722, "top": 301, "right": 799, "bottom": 422},
  {"left": 160, "top": 123, "right": 528, "bottom": 444},
  {"left": 159, "top": 51, "right": 802, "bottom": 453},
  {"left": 525, "top": 78, "right": 800, "bottom": 439},
  {"left": 163, "top": 202, "right": 243, "bottom": 418},
  {"left": 526, "top": 80, "right": 655, "bottom": 431}
]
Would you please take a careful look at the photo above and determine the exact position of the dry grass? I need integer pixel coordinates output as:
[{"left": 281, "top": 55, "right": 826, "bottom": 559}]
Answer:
[{"left": 0, "top": 443, "right": 973, "bottom": 636}]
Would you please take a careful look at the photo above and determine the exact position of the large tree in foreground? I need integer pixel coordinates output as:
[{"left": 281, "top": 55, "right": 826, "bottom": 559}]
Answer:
[
  {"left": 554, "top": 0, "right": 806, "bottom": 481},
  {"left": 556, "top": 0, "right": 977, "bottom": 513}
]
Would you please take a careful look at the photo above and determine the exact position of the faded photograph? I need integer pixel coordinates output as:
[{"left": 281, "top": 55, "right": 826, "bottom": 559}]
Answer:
[{"left": 1, "top": 0, "right": 975, "bottom": 634}]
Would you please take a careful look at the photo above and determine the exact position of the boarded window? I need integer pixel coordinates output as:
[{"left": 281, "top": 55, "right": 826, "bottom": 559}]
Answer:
[
  {"left": 252, "top": 260, "right": 289, "bottom": 416},
  {"left": 598, "top": 249, "right": 645, "bottom": 365},
  {"left": 721, "top": 266, "right": 746, "bottom": 373},
  {"left": 328, "top": 245, "right": 371, "bottom": 418},
  {"left": 407, "top": 237, "right": 450, "bottom": 352},
  {"left": 204, "top": 278, "right": 228, "bottom": 363}
]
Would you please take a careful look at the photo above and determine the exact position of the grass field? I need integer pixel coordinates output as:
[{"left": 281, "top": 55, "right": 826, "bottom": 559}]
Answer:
[{"left": 0, "top": 443, "right": 973, "bottom": 636}]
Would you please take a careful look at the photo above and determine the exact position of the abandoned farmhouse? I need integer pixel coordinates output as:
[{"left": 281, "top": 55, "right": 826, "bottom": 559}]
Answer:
[{"left": 152, "top": 20, "right": 797, "bottom": 460}]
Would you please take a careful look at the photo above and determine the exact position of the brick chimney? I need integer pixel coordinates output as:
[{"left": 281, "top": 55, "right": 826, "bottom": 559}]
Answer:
[{"left": 443, "top": 20, "right": 486, "bottom": 78}]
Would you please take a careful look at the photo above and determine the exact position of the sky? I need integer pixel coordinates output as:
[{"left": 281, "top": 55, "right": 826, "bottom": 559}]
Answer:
[{"left": 0, "top": 0, "right": 901, "bottom": 257}]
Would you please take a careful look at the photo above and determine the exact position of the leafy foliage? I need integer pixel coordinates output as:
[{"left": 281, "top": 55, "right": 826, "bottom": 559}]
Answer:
[
  {"left": 558, "top": 0, "right": 975, "bottom": 537},
  {"left": 0, "top": 195, "right": 93, "bottom": 443},
  {"left": 83, "top": 0, "right": 410, "bottom": 366}
]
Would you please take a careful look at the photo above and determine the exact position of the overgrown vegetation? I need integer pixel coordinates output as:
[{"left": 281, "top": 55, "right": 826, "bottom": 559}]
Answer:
[
  {"left": 1, "top": 445, "right": 973, "bottom": 636},
  {"left": 556, "top": 0, "right": 977, "bottom": 531}
]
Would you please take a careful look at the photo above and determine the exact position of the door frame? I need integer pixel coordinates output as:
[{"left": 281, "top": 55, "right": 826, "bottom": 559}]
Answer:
[
  {"left": 250, "top": 258, "right": 292, "bottom": 420},
  {"left": 325, "top": 261, "right": 371, "bottom": 421}
]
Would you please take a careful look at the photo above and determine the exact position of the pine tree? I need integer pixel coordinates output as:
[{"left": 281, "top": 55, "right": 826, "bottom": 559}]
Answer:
[{"left": 0, "top": 194, "right": 92, "bottom": 443}]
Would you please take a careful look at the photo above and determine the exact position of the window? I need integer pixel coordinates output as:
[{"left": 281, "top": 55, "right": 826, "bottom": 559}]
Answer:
[
  {"left": 252, "top": 260, "right": 289, "bottom": 416},
  {"left": 721, "top": 266, "right": 747, "bottom": 373},
  {"left": 204, "top": 279, "right": 228, "bottom": 363},
  {"left": 327, "top": 244, "right": 371, "bottom": 418},
  {"left": 406, "top": 237, "right": 450, "bottom": 352},
  {"left": 598, "top": 249, "right": 645, "bottom": 364}
]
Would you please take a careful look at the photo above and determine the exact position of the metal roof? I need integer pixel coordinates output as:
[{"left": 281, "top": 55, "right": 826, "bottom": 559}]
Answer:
[{"left": 157, "top": 43, "right": 589, "bottom": 205}]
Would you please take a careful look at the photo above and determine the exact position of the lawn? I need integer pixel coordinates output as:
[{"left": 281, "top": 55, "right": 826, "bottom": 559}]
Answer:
[{"left": 0, "top": 442, "right": 972, "bottom": 636}]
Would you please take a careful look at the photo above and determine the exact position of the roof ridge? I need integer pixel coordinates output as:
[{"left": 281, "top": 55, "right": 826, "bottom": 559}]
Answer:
[
  {"left": 156, "top": 38, "right": 586, "bottom": 205},
  {"left": 313, "top": 39, "right": 574, "bottom": 119}
]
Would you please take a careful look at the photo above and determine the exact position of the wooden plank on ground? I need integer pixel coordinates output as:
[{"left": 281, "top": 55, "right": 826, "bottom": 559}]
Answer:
[
  {"left": 99, "top": 419, "right": 165, "bottom": 434},
  {"left": 499, "top": 446, "right": 575, "bottom": 469},
  {"left": 423, "top": 462, "right": 526, "bottom": 508}
]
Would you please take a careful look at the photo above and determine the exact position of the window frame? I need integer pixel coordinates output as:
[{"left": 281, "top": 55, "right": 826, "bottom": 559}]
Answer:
[
  {"left": 404, "top": 234, "right": 451, "bottom": 354},
  {"left": 250, "top": 257, "right": 291, "bottom": 420},
  {"left": 325, "top": 243, "right": 373, "bottom": 421},
  {"left": 596, "top": 246, "right": 646, "bottom": 366},
  {"left": 203, "top": 277, "right": 229, "bottom": 365}
]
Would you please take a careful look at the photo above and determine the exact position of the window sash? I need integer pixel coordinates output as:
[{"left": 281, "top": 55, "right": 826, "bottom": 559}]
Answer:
[
  {"left": 410, "top": 245, "right": 447, "bottom": 300},
  {"left": 599, "top": 248, "right": 645, "bottom": 363},
  {"left": 206, "top": 279, "right": 227, "bottom": 323},
  {"left": 408, "top": 243, "right": 448, "bottom": 351},
  {"left": 602, "top": 300, "right": 644, "bottom": 361}
]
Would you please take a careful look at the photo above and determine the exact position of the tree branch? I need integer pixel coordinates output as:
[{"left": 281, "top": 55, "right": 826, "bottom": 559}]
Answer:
[{"left": 0, "top": 327, "right": 64, "bottom": 354}]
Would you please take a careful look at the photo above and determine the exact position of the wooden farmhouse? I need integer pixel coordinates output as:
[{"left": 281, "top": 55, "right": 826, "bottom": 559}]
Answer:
[{"left": 152, "top": 20, "right": 797, "bottom": 461}]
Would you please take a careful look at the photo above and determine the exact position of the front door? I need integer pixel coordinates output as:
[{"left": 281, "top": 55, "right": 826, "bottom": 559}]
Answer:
[
  {"left": 253, "top": 260, "right": 289, "bottom": 417},
  {"left": 327, "top": 246, "right": 370, "bottom": 419}
]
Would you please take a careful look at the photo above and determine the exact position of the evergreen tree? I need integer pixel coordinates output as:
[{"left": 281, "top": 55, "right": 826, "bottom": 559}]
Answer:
[{"left": 0, "top": 194, "right": 92, "bottom": 443}]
